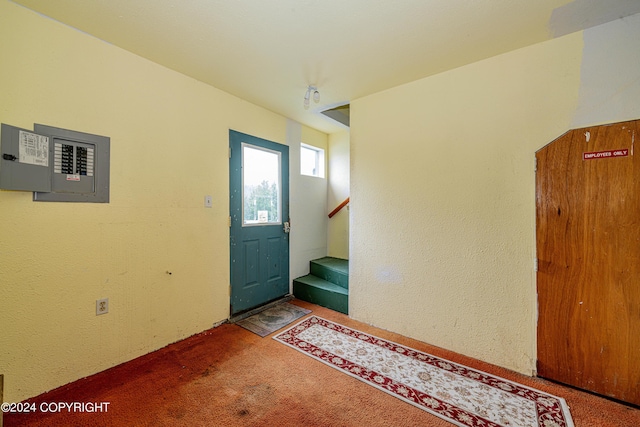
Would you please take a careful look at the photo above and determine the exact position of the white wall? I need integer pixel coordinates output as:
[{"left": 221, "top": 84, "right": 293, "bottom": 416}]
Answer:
[
  {"left": 288, "top": 119, "right": 329, "bottom": 281},
  {"left": 571, "top": 13, "right": 640, "bottom": 128}
]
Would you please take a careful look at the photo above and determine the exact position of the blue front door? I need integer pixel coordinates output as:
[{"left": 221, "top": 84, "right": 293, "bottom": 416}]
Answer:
[{"left": 229, "top": 130, "right": 290, "bottom": 315}]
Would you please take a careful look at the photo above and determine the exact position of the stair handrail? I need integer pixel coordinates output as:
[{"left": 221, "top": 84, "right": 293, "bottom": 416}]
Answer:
[{"left": 328, "top": 197, "right": 350, "bottom": 218}]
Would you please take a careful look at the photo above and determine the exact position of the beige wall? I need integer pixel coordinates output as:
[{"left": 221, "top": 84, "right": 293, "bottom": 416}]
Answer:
[
  {"left": 327, "top": 131, "right": 350, "bottom": 259},
  {"left": 349, "top": 14, "right": 640, "bottom": 375},
  {"left": 0, "top": 1, "right": 293, "bottom": 401},
  {"left": 4, "top": 0, "right": 639, "bottom": 403}
]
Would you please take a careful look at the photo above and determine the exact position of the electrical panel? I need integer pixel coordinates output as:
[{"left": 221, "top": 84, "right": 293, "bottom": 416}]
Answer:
[{"left": 0, "top": 123, "right": 110, "bottom": 202}]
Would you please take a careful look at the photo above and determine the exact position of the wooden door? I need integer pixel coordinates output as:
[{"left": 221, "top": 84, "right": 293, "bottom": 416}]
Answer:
[{"left": 536, "top": 119, "right": 640, "bottom": 405}]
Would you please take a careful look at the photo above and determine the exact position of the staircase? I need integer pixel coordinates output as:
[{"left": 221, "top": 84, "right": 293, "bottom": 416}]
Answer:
[{"left": 293, "top": 257, "right": 348, "bottom": 314}]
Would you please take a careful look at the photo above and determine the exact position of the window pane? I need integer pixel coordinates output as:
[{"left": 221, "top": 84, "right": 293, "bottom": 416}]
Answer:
[
  {"left": 300, "top": 145, "right": 318, "bottom": 176},
  {"left": 243, "top": 144, "right": 281, "bottom": 225}
]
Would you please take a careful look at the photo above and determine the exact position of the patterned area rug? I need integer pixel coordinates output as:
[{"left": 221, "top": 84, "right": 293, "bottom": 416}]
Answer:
[
  {"left": 274, "top": 316, "right": 574, "bottom": 427},
  {"left": 235, "top": 302, "right": 311, "bottom": 337}
]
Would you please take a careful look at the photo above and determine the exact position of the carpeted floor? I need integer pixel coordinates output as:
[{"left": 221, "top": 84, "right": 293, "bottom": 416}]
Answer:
[
  {"left": 275, "top": 316, "right": 573, "bottom": 427},
  {"left": 4, "top": 300, "right": 640, "bottom": 427}
]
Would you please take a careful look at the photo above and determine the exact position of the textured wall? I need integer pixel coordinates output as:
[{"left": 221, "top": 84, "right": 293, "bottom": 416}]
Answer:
[
  {"left": 0, "top": 0, "right": 288, "bottom": 402},
  {"left": 350, "top": 33, "right": 583, "bottom": 375},
  {"left": 350, "top": 14, "right": 640, "bottom": 376},
  {"left": 327, "top": 131, "right": 350, "bottom": 260}
]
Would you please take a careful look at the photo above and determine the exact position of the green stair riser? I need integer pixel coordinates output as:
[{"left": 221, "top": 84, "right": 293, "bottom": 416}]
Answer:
[
  {"left": 293, "top": 278, "right": 348, "bottom": 315},
  {"left": 310, "top": 257, "right": 349, "bottom": 290}
]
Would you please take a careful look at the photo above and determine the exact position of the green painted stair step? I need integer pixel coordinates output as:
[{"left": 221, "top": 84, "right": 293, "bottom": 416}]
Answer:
[
  {"left": 293, "top": 257, "right": 349, "bottom": 315},
  {"left": 293, "top": 275, "right": 348, "bottom": 315},
  {"left": 310, "top": 257, "right": 349, "bottom": 290}
]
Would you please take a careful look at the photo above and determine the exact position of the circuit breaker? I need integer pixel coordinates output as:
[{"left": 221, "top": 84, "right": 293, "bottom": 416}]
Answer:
[{"left": 0, "top": 123, "right": 110, "bottom": 202}]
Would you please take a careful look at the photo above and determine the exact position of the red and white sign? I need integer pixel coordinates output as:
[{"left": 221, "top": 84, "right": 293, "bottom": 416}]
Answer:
[{"left": 583, "top": 149, "right": 629, "bottom": 160}]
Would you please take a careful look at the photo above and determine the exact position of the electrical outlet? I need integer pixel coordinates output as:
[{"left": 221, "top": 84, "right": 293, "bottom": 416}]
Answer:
[{"left": 96, "top": 298, "right": 109, "bottom": 315}]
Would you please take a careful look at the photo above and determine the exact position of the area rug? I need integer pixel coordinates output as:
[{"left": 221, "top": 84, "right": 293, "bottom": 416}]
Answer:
[
  {"left": 235, "top": 302, "right": 311, "bottom": 337},
  {"left": 274, "top": 316, "right": 574, "bottom": 427}
]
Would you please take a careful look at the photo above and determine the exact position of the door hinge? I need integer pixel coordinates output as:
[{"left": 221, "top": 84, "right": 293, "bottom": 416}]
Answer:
[
  {"left": 534, "top": 258, "right": 538, "bottom": 272},
  {"left": 228, "top": 216, "right": 232, "bottom": 227},
  {"left": 534, "top": 157, "right": 537, "bottom": 172},
  {"left": 229, "top": 147, "right": 232, "bottom": 158}
]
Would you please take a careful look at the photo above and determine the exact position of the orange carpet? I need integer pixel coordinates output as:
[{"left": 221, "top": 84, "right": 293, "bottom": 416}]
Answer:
[
  {"left": 275, "top": 316, "right": 573, "bottom": 426},
  {"left": 4, "top": 300, "right": 639, "bottom": 426}
]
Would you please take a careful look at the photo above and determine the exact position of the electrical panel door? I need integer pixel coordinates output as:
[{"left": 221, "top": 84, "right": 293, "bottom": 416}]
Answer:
[{"left": 0, "top": 124, "right": 51, "bottom": 192}]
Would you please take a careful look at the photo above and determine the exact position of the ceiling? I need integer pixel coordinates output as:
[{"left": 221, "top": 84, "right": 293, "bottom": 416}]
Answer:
[{"left": 10, "top": 0, "right": 640, "bottom": 134}]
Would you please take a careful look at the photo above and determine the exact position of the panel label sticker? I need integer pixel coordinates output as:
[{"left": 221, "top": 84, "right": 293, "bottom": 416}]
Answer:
[{"left": 18, "top": 131, "right": 49, "bottom": 167}]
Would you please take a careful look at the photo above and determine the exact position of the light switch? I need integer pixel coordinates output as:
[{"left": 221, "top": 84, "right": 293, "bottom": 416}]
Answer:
[{"left": 204, "top": 195, "right": 213, "bottom": 208}]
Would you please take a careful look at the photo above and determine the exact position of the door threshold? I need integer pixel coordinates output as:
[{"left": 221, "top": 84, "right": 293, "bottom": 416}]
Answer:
[{"left": 229, "top": 295, "right": 293, "bottom": 323}]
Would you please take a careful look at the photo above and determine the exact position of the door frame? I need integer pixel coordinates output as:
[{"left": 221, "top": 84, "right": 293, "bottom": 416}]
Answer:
[{"left": 229, "top": 130, "right": 290, "bottom": 315}]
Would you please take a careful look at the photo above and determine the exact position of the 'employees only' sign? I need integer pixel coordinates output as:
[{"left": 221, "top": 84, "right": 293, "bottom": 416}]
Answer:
[{"left": 583, "top": 149, "right": 629, "bottom": 160}]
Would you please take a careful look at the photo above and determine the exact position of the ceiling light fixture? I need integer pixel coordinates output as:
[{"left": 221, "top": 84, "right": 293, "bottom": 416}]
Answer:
[{"left": 304, "top": 85, "right": 320, "bottom": 109}]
